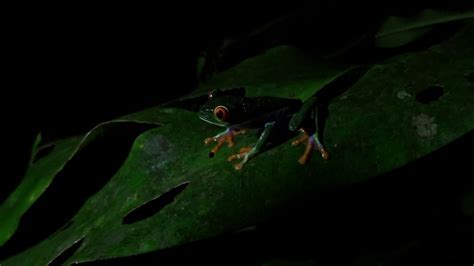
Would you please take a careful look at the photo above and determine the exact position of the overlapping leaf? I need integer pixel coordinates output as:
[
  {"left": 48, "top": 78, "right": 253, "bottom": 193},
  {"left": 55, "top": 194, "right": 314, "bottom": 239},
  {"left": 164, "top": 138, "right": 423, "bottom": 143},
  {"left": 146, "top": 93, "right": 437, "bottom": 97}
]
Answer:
[{"left": 375, "top": 9, "right": 474, "bottom": 48}]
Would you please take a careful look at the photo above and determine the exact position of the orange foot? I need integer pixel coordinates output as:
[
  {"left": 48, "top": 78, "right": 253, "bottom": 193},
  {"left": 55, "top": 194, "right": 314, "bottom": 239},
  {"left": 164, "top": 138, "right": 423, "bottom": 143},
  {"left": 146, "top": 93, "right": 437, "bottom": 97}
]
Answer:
[
  {"left": 204, "top": 128, "right": 247, "bottom": 158},
  {"left": 227, "top": 146, "right": 253, "bottom": 170},
  {"left": 292, "top": 129, "right": 330, "bottom": 165}
]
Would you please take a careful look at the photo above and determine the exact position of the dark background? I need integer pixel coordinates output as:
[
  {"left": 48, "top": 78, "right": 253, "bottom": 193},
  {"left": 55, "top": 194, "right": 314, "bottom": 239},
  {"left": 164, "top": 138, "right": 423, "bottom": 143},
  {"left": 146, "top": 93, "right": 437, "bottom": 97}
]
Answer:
[
  {"left": 3, "top": 1, "right": 472, "bottom": 192},
  {"left": 1, "top": 1, "right": 473, "bottom": 264},
  {"left": 2, "top": 2, "right": 306, "bottom": 193}
]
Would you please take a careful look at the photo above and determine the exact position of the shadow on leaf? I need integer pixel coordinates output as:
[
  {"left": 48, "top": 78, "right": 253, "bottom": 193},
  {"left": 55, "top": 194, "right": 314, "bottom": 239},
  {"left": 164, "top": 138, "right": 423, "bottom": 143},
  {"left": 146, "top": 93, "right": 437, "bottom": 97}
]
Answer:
[
  {"left": 76, "top": 131, "right": 473, "bottom": 266},
  {"left": 0, "top": 123, "right": 156, "bottom": 260}
]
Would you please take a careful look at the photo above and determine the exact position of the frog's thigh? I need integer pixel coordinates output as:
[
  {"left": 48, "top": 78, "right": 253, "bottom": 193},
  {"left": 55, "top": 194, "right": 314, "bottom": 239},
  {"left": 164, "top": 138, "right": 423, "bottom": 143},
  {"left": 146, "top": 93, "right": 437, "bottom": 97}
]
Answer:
[{"left": 289, "top": 96, "right": 318, "bottom": 131}]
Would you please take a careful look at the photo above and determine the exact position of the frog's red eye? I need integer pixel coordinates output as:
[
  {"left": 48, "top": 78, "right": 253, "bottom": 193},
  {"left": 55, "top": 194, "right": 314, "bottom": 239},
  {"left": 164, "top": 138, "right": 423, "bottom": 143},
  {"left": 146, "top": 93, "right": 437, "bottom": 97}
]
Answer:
[{"left": 213, "top": 105, "right": 229, "bottom": 121}]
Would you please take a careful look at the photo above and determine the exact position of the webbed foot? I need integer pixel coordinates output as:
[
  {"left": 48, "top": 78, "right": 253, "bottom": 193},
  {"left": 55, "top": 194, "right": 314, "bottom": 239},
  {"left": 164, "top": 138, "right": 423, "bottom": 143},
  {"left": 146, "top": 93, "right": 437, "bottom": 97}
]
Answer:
[
  {"left": 293, "top": 129, "right": 330, "bottom": 165},
  {"left": 227, "top": 146, "right": 255, "bottom": 170},
  {"left": 292, "top": 128, "right": 309, "bottom": 146},
  {"left": 204, "top": 128, "right": 247, "bottom": 157}
]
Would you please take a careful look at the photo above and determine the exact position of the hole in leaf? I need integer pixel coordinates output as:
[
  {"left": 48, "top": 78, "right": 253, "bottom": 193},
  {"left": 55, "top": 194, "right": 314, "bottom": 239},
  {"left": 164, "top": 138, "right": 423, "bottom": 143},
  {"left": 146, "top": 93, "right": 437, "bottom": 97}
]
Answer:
[
  {"left": 123, "top": 181, "right": 190, "bottom": 224},
  {"left": 49, "top": 238, "right": 84, "bottom": 266},
  {"left": 416, "top": 85, "right": 444, "bottom": 104},
  {"left": 32, "top": 144, "right": 55, "bottom": 163},
  {"left": 0, "top": 123, "right": 156, "bottom": 260},
  {"left": 79, "top": 132, "right": 474, "bottom": 266}
]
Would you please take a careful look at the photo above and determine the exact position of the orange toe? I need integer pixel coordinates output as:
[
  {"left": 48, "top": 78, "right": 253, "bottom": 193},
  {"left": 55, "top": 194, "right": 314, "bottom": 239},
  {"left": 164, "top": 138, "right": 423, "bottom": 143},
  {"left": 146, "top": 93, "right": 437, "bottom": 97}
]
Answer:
[
  {"left": 321, "top": 149, "right": 330, "bottom": 160},
  {"left": 234, "top": 162, "right": 244, "bottom": 171}
]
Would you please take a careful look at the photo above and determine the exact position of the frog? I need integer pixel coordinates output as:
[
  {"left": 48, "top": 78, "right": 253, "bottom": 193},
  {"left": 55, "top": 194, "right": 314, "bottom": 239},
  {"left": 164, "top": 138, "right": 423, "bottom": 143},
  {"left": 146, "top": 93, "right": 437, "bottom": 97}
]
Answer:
[{"left": 198, "top": 87, "right": 330, "bottom": 170}]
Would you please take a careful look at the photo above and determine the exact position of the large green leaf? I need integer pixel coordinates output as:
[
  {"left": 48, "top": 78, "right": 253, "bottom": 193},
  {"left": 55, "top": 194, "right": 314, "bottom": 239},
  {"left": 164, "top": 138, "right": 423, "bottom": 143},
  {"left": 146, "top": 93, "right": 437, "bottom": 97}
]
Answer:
[
  {"left": 375, "top": 9, "right": 474, "bottom": 48},
  {"left": 0, "top": 46, "right": 350, "bottom": 263},
  {"left": 0, "top": 119, "right": 170, "bottom": 247},
  {"left": 1, "top": 24, "right": 473, "bottom": 265},
  {"left": 184, "top": 45, "right": 352, "bottom": 100}
]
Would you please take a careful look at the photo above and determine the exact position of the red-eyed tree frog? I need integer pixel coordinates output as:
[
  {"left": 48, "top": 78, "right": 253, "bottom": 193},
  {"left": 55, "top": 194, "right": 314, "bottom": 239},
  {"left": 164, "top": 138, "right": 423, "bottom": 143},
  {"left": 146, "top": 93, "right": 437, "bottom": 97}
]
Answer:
[{"left": 198, "top": 87, "right": 329, "bottom": 170}]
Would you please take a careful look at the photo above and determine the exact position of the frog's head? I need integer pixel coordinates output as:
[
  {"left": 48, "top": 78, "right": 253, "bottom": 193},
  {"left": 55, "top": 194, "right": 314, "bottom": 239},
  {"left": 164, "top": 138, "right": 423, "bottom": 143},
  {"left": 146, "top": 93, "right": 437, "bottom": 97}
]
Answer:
[{"left": 198, "top": 88, "right": 247, "bottom": 127}]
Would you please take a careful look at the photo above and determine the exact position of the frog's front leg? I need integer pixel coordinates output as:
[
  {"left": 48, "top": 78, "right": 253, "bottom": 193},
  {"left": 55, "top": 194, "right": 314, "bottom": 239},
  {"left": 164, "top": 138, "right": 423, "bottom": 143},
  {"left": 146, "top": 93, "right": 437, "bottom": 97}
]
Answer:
[
  {"left": 204, "top": 128, "right": 247, "bottom": 157},
  {"left": 228, "top": 122, "right": 275, "bottom": 170}
]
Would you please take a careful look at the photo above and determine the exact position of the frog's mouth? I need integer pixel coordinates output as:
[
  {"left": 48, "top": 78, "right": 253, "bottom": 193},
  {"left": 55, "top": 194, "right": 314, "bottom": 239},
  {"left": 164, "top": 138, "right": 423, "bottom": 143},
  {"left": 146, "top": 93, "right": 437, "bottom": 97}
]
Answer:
[
  {"left": 198, "top": 108, "right": 228, "bottom": 127},
  {"left": 199, "top": 115, "right": 226, "bottom": 126}
]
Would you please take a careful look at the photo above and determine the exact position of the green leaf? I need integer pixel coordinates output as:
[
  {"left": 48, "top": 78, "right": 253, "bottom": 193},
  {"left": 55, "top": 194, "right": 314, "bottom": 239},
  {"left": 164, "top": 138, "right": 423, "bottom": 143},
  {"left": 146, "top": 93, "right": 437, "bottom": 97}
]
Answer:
[
  {"left": 375, "top": 9, "right": 474, "bottom": 48},
  {"left": 0, "top": 120, "right": 164, "bottom": 247},
  {"left": 2, "top": 24, "right": 474, "bottom": 265},
  {"left": 187, "top": 45, "right": 353, "bottom": 100}
]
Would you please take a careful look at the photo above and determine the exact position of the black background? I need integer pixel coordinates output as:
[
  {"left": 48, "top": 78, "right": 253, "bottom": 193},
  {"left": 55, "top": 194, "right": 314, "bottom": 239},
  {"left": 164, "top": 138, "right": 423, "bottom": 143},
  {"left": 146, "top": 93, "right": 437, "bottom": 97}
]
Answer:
[
  {"left": 2, "top": 2, "right": 309, "bottom": 193},
  {"left": 3, "top": 1, "right": 472, "bottom": 190},
  {"left": 1, "top": 1, "right": 473, "bottom": 264}
]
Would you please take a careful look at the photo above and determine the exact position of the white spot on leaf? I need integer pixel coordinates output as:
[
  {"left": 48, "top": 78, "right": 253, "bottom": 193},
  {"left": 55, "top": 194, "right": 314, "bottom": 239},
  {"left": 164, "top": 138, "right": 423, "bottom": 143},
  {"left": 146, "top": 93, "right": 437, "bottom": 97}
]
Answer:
[
  {"left": 142, "top": 134, "right": 177, "bottom": 172},
  {"left": 411, "top": 113, "right": 438, "bottom": 138},
  {"left": 397, "top": 90, "right": 412, "bottom": 99}
]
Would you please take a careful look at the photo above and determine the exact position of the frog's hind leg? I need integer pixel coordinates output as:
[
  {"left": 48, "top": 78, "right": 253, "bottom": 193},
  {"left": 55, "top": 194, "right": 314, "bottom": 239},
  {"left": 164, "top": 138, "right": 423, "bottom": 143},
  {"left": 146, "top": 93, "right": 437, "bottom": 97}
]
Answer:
[
  {"left": 296, "top": 131, "right": 330, "bottom": 165},
  {"left": 310, "top": 101, "right": 330, "bottom": 161},
  {"left": 228, "top": 122, "right": 275, "bottom": 170},
  {"left": 290, "top": 96, "right": 330, "bottom": 164},
  {"left": 294, "top": 129, "right": 312, "bottom": 164},
  {"left": 313, "top": 133, "right": 330, "bottom": 160},
  {"left": 204, "top": 128, "right": 247, "bottom": 158},
  {"left": 291, "top": 128, "right": 309, "bottom": 146}
]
